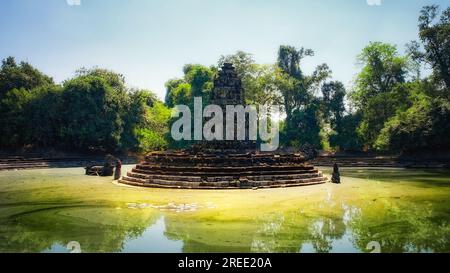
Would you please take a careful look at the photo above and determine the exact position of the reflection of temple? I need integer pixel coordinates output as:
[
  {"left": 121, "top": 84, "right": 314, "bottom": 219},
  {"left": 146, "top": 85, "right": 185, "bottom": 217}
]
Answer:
[{"left": 119, "top": 63, "right": 327, "bottom": 189}]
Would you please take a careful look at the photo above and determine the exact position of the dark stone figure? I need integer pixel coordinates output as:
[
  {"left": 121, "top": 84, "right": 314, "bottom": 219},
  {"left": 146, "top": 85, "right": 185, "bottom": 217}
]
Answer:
[
  {"left": 101, "top": 163, "right": 114, "bottom": 176},
  {"left": 331, "top": 163, "right": 341, "bottom": 184},
  {"left": 85, "top": 155, "right": 117, "bottom": 177},
  {"left": 85, "top": 163, "right": 106, "bottom": 176},
  {"left": 114, "top": 159, "right": 122, "bottom": 180},
  {"left": 300, "top": 143, "right": 318, "bottom": 160}
]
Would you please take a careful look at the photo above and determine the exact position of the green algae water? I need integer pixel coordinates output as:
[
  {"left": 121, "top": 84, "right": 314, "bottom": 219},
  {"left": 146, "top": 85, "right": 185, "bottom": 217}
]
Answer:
[{"left": 0, "top": 166, "right": 449, "bottom": 253}]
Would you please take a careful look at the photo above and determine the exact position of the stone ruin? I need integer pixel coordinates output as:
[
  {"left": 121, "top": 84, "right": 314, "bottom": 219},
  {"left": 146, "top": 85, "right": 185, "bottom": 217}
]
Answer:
[{"left": 119, "top": 63, "right": 328, "bottom": 189}]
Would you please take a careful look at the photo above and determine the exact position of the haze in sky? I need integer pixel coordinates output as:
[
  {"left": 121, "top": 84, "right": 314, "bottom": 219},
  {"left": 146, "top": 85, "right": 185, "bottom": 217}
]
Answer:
[{"left": 1, "top": 0, "right": 448, "bottom": 99}]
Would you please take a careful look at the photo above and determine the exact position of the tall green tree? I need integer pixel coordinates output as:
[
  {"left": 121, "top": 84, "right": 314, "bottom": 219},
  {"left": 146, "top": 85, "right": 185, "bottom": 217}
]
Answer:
[
  {"left": 0, "top": 57, "right": 55, "bottom": 149},
  {"left": 352, "top": 42, "right": 410, "bottom": 108},
  {"left": 416, "top": 5, "right": 450, "bottom": 89},
  {"left": 321, "top": 81, "right": 346, "bottom": 127},
  {"left": 164, "top": 64, "right": 214, "bottom": 107},
  {"left": 0, "top": 57, "right": 53, "bottom": 99},
  {"left": 277, "top": 45, "right": 313, "bottom": 80},
  {"left": 60, "top": 68, "right": 129, "bottom": 152},
  {"left": 122, "top": 89, "right": 170, "bottom": 152},
  {"left": 375, "top": 82, "right": 450, "bottom": 151},
  {"left": 163, "top": 64, "right": 215, "bottom": 149},
  {"left": 183, "top": 64, "right": 215, "bottom": 99},
  {"left": 164, "top": 78, "right": 185, "bottom": 108},
  {"left": 24, "top": 85, "right": 64, "bottom": 147},
  {"left": 351, "top": 42, "right": 412, "bottom": 147},
  {"left": 276, "top": 45, "right": 331, "bottom": 149}
]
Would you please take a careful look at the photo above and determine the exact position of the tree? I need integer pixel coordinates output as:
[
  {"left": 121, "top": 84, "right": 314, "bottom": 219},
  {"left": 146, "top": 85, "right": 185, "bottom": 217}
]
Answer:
[
  {"left": 351, "top": 42, "right": 410, "bottom": 108},
  {"left": 163, "top": 64, "right": 215, "bottom": 149},
  {"left": 164, "top": 64, "right": 214, "bottom": 107},
  {"left": 321, "top": 81, "right": 346, "bottom": 127},
  {"left": 0, "top": 57, "right": 55, "bottom": 149},
  {"left": 277, "top": 45, "right": 313, "bottom": 80},
  {"left": 123, "top": 89, "right": 171, "bottom": 152},
  {"left": 351, "top": 42, "right": 412, "bottom": 148},
  {"left": 24, "top": 85, "right": 64, "bottom": 147},
  {"left": 0, "top": 88, "right": 34, "bottom": 148},
  {"left": 0, "top": 57, "right": 53, "bottom": 99},
  {"left": 351, "top": 6, "right": 450, "bottom": 152},
  {"left": 218, "top": 51, "right": 257, "bottom": 80},
  {"left": 166, "top": 83, "right": 192, "bottom": 107},
  {"left": 375, "top": 91, "right": 450, "bottom": 152},
  {"left": 60, "top": 68, "right": 129, "bottom": 152},
  {"left": 281, "top": 101, "right": 322, "bottom": 148},
  {"left": 275, "top": 45, "right": 331, "bottom": 149},
  {"left": 329, "top": 112, "right": 364, "bottom": 151},
  {"left": 183, "top": 64, "right": 215, "bottom": 99},
  {"left": 320, "top": 81, "right": 362, "bottom": 151},
  {"left": 165, "top": 78, "right": 185, "bottom": 108},
  {"left": 416, "top": 5, "right": 450, "bottom": 89}
]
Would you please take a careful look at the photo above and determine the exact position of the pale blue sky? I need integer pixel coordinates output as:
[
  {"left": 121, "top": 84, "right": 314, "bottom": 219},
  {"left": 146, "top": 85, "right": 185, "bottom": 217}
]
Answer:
[{"left": 1, "top": 0, "right": 448, "bottom": 99}]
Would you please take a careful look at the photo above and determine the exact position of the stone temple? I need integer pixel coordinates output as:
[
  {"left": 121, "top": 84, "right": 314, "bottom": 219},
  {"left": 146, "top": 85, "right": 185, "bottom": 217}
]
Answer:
[{"left": 119, "top": 63, "right": 328, "bottom": 189}]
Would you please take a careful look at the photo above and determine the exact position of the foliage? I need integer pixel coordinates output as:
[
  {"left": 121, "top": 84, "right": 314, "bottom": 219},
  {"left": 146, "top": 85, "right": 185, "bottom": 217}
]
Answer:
[
  {"left": 351, "top": 42, "right": 410, "bottom": 109},
  {"left": 0, "top": 60, "right": 170, "bottom": 153},
  {"left": 329, "top": 112, "right": 364, "bottom": 151},
  {"left": 24, "top": 85, "right": 64, "bottom": 147},
  {"left": 163, "top": 64, "right": 215, "bottom": 149},
  {"left": 165, "top": 64, "right": 215, "bottom": 107},
  {"left": 350, "top": 42, "right": 413, "bottom": 147},
  {"left": 0, "top": 57, "right": 55, "bottom": 148},
  {"left": 0, "top": 57, "right": 53, "bottom": 98},
  {"left": 59, "top": 69, "right": 128, "bottom": 152},
  {"left": 375, "top": 84, "right": 450, "bottom": 151},
  {"left": 415, "top": 5, "right": 450, "bottom": 89},
  {"left": 1, "top": 5, "right": 449, "bottom": 155},
  {"left": 321, "top": 81, "right": 346, "bottom": 127},
  {"left": 122, "top": 90, "right": 170, "bottom": 152},
  {"left": 352, "top": 5, "right": 450, "bottom": 152}
]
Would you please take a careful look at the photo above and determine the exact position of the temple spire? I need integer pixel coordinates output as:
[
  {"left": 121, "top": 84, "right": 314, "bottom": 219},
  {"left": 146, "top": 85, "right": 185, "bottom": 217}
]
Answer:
[{"left": 210, "top": 63, "right": 245, "bottom": 106}]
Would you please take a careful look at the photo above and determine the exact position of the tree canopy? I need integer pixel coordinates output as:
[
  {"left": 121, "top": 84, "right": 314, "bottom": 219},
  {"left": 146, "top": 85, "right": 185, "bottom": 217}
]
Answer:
[{"left": 0, "top": 4, "right": 448, "bottom": 155}]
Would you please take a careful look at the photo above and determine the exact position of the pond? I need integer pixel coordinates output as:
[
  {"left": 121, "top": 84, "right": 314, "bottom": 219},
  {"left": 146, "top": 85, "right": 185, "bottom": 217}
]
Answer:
[{"left": 0, "top": 166, "right": 449, "bottom": 253}]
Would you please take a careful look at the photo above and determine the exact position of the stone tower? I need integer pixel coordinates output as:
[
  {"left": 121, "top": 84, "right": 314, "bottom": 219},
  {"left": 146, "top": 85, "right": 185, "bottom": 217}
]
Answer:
[
  {"left": 206, "top": 63, "right": 254, "bottom": 151},
  {"left": 119, "top": 62, "right": 328, "bottom": 189},
  {"left": 210, "top": 63, "right": 245, "bottom": 107}
]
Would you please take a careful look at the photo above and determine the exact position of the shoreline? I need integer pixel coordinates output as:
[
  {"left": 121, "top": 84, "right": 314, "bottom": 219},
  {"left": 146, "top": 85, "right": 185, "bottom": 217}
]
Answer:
[{"left": 0, "top": 154, "right": 448, "bottom": 171}]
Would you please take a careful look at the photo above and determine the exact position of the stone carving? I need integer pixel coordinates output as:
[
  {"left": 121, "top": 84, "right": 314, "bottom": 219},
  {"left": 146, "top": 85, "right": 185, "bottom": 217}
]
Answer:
[
  {"left": 85, "top": 155, "right": 120, "bottom": 177},
  {"left": 211, "top": 62, "right": 245, "bottom": 106},
  {"left": 331, "top": 163, "right": 341, "bottom": 184}
]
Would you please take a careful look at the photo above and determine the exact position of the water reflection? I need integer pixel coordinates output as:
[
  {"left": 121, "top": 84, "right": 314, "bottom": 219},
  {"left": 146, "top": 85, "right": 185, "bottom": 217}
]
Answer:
[
  {"left": 1, "top": 197, "right": 449, "bottom": 253},
  {"left": 0, "top": 168, "right": 449, "bottom": 253},
  {"left": 122, "top": 217, "right": 183, "bottom": 253}
]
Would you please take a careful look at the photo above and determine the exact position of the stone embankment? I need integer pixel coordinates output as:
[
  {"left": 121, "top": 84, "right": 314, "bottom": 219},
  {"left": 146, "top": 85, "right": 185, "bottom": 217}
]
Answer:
[
  {"left": 0, "top": 154, "right": 137, "bottom": 171},
  {"left": 311, "top": 155, "right": 450, "bottom": 168}
]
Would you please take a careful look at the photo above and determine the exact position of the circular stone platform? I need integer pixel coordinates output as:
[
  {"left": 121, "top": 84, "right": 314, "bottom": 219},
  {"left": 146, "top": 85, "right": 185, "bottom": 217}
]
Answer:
[{"left": 119, "top": 151, "right": 328, "bottom": 189}]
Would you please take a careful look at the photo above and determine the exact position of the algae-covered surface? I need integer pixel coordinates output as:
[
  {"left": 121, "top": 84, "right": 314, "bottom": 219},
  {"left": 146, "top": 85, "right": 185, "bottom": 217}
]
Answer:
[{"left": 0, "top": 166, "right": 449, "bottom": 253}]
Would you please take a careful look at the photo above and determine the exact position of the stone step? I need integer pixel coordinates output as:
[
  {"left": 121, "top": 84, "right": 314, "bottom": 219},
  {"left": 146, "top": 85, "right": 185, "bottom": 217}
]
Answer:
[
  {"left": 135, "top": 164, "right": 314, "bottom": 172},
  {"left": 246, "top": 172, "right": 323, "bottom": 181},
  {"left": 126, "top": 172, "right": 203, "bottom": 182},
  {"left": 120, "top": 175, "right": 327, "bottom": 188},
  {"left": 131, "top": 167, "right": 318, "bottom": 177},
  {"left": 145, "top": 153, "right": 304, "bottom": 159},
  {"left": 0, "top": 162, "right": 50, "bottom": 166},
  {"left": 126, "top": 170, "right": 322, "bottom": 182},
  {"left": 119, "top": 176, "right": 327, "bottom": 189},
  {"left": 143, "top": 158, "right": 306, "bottom": 165}
]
